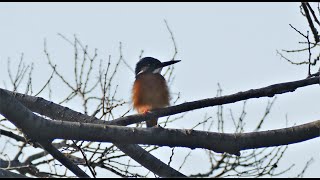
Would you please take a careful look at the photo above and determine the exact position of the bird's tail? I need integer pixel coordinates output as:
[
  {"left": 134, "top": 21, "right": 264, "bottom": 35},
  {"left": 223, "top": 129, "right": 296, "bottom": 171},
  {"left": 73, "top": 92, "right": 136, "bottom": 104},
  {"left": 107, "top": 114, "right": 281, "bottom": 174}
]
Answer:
[{"left": 146, "top": 118, "right": 158, "bottom": 128}]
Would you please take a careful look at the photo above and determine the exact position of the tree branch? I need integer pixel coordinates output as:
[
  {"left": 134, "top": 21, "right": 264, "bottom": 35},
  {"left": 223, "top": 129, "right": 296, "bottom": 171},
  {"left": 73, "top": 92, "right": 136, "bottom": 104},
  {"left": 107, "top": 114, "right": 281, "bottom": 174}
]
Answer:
[
  {"left": 39, "top": 142, "right": 90, "bottom": 178},
  {"left": 27, "top": 117, "right": 320, "bottom": 156},
  {"left": 108, "top": 76, "right": 320, "bottom": 126},
  {"left": 1, "top": 88, "right": 319, "bottom": 156},
  {"left": 0, "top": 88, "right": 185, "bottom": 177},
  {"left": 0, "top": 168, "right": 30, "bottom": 178},
  {"left": 0, "top": 89, "right": 89, "bottom": 178},
  {"left": 301, "top": 2, "right": 319, "bottom": 43},
  {"left": 5, "top": 76, "right": 320, "bottom": 127}
]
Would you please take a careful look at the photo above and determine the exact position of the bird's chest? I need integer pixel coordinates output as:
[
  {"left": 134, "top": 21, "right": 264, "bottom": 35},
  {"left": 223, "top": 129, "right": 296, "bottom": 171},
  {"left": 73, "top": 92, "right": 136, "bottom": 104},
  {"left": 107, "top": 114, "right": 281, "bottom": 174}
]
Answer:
[{"left": 132, "top": 73, "right": 170, "bottom": 108}]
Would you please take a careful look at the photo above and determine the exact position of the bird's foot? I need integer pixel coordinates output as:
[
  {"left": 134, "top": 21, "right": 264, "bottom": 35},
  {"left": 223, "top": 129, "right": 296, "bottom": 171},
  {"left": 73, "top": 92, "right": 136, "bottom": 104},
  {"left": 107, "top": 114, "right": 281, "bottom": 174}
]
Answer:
[
  {"left": 139, "top": 107, "right": 151, "bottom": 115},
  {"left": 154, "top": 124, "right": 163, "bottom": 129}
]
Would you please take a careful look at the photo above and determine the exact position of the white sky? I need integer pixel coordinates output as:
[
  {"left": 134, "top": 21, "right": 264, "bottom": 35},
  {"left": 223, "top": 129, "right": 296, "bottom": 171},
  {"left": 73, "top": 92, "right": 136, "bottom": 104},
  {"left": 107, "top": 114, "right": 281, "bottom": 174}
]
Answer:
[{"left": 0, "top": 2, "right": 319, "bottom": 177}]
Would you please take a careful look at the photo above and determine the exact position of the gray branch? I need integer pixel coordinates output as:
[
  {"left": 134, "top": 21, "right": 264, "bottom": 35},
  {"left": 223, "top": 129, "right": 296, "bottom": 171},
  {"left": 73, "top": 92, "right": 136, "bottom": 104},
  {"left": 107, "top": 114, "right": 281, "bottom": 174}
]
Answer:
[
  {"left": 0, "top": 169, "right": 29, "bottom": 178},
  {"left": 0, "top": 89, "right": 89, "bottom": 178},
  {"left": 0, "top": 88, "right": 185, "bottom": 177},
  {"left": 2, "top": 81, "right": 320, "bottom": 156}
]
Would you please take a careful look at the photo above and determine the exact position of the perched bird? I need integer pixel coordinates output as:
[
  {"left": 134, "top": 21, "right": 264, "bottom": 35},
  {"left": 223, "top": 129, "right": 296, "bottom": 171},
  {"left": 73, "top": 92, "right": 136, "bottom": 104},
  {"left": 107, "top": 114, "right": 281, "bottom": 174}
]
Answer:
[{"left": 132, "top": 57, "right": 181, "bottom": 127}]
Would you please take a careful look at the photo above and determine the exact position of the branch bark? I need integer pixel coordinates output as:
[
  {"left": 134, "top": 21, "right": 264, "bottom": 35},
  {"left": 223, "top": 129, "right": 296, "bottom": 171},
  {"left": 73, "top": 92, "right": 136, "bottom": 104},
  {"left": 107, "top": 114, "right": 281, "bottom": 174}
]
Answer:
[
  {"left": 0, "top": 88, "right": 185, "bottom": 177},
  {"left": 301, "top": 2, "right": 319, "bottom": 43},
  {"left": 1, "top": 85, "right": 320, "bottom": 156},
  {"left": 18, "top": 116, "right": 320, "bottom": 156},
  {"left": 1, "top": 76, "right": 320, "bottom": 176},
  {"left": 0, "top": 89, "right": 90, "bottom": 178},
  {"left": 0, "top": 169, "right": 29, "bottom": 178},
  {"left": 6, "top": 76, "right": 320, "bottom": 127},
  {"left": 109, "top": 76, "right": 320, "bottom": 126}
]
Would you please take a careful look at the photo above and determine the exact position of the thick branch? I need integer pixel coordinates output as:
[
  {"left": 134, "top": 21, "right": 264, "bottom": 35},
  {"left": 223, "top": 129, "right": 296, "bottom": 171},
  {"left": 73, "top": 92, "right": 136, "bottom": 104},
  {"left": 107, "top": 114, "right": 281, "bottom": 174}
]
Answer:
[
  {"left": 0, "top": 89, "right": 89, "bottom": 178},
  {"left": 0, "top": 169, "right": 29, "bottom": 178},
  {"left": 0, "top": 89, "right": 185, "bottom": 177},
  {"left": 6, "top": 76, "right": 320, "bottom": 127},
  {"left": 110, "top": 76, "right": 320, "bottom": 126},
  {"left": 1, "top": 88, "right": 319, "bottom": 156},
  {"left": 39, "top": 142, "right": 90, "bottom": 178},
  {"left": 31, "top": 118, "right": 320, "bottom": 156},
  {"left": 1, "top": 76, "right": 320, "bottom": 175}
]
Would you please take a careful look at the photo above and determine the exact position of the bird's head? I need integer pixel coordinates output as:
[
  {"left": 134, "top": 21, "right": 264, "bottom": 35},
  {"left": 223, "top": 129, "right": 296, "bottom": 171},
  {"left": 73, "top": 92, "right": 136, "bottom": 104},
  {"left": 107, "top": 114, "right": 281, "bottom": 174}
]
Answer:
[{"left": 135, "top": 57, "right": 181, "bottom": 77}]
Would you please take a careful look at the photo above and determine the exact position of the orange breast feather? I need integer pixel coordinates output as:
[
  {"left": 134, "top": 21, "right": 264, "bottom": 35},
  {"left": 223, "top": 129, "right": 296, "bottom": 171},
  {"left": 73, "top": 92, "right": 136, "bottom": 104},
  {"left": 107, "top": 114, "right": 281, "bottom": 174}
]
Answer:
[{"left": 132, "top": 73, "right": 170, "bottom": 113}]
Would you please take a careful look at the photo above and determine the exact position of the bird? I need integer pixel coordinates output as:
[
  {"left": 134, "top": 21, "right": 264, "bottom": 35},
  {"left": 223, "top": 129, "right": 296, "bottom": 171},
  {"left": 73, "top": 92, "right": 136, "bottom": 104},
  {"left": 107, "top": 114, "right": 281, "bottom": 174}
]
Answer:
[{"left": 132, "top": 57, "right": 181, "bottom": 127}]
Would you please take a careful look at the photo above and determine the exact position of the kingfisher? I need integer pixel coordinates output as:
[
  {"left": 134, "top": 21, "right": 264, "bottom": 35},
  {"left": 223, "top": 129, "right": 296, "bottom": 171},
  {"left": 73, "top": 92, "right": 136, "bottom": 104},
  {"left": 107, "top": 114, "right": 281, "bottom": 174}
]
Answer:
[{"left": 132, "top": 57, "right": 181, "bottom": 127}]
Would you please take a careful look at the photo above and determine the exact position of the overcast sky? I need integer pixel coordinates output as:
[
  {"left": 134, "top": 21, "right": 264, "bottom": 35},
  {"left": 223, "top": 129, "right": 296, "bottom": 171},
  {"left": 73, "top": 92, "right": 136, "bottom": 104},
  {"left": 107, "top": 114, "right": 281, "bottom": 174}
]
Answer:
[{"left": 0, "top": 2, "right": 319, "bottom": 177}]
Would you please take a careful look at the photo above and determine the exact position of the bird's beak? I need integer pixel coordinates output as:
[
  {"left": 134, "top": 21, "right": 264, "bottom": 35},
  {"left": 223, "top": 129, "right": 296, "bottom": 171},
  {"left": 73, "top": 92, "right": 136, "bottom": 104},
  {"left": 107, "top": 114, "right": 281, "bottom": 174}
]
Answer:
[{"left": 161, "top": 60, "right": 181, "bottom": 67}]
